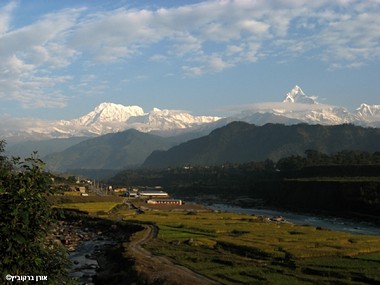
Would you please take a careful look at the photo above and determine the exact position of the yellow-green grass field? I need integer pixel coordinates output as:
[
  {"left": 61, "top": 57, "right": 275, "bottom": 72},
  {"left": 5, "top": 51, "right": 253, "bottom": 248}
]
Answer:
[
  {"left": 57, "top": 202, "right": 121, "bottom": 213},
  {"left": 123, "top": 210, "right": 380, "bottom": 285},
  {"left": 53, "top": 198, "right": 380, "bottom": 284},
  {"left": 51, "top": 194, "right": 124, "bottom": 214}
]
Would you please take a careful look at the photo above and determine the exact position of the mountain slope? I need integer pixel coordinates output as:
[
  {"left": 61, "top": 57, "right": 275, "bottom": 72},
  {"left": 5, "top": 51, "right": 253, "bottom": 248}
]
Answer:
[
  {"left": 44, "top": 129, "right": 176, "bottom": 172},
  {"left": 143, "top": 122, "right": 380, "bottom": 168},
  {"left": 5, "top": 137, "right": 89, "bottom": 158}
]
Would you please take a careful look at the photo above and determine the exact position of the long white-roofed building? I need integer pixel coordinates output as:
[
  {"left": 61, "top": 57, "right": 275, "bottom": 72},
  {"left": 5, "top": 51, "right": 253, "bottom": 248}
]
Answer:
[{"left": 139, "top": 190, "right": 169, "bottom": 198}]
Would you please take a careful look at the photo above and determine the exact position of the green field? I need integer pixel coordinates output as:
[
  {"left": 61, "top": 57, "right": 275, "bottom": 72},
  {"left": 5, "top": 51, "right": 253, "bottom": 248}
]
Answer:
[
  {"left": 124, "top": 210, "right": 380, "bottom": 285},
  {"left": 53, "top": 198, "right": 380, "bottom": 284},
  {"left": 57, "top": 202, "right": 121, "bottom": 213},
  {"left": 52, "top": 195, "right": 124, "bottom": 213}
]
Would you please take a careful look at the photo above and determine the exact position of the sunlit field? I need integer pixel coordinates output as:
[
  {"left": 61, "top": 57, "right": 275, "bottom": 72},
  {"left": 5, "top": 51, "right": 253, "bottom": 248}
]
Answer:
[
  {"left": 53, "top": 197, "right": 380, "bottom": 284},
  {"left": 124, "top": 210, "right": 380, "bottom": 284},
  {"left": 57, "top": 202, "right": 121, "bottom": 213}
]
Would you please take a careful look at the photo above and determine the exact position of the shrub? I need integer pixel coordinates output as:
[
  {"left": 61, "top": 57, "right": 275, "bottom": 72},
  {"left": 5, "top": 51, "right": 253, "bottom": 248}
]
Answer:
[{"left": 0, "top": 141, "right": 71, "bottom": 284}]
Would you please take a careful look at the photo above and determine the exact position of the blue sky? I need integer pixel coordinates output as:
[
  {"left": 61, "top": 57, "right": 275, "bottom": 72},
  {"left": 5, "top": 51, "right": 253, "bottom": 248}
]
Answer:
[{"left": 0, "top": 0, "right": 379, "bottom": 121}]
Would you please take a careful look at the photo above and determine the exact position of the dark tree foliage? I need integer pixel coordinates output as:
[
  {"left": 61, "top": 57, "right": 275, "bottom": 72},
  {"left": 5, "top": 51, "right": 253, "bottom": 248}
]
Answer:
[
  {"left": 109, "top": 150, "right": 380, "bottom": 217},
  {"left": 0, "top": 140, "right": 71, "bottom": 284}
]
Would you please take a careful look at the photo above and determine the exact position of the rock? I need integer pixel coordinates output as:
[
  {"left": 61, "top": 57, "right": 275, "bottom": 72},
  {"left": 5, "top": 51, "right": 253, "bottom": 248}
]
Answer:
[{"left": 68, "top": 271, "right": 83, "bottom": 278}]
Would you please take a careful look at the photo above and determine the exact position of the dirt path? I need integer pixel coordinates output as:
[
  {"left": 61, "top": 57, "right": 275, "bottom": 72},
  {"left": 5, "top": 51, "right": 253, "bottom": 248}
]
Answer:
[{"left": 128, "top": 224, "right": 221, "bottom": 285}]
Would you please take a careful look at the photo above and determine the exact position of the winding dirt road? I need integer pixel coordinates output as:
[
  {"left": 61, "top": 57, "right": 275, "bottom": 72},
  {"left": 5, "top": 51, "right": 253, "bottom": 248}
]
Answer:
[{"left": 128, "top": 224, "right": 221, "bottom": 285}]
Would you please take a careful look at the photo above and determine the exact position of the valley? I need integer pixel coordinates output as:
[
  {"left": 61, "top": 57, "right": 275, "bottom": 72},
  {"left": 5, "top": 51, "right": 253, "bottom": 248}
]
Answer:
[
  {"left": 52, "top": 193, "right": 380, "bottom": 285},
  {"left": 2, "top": 88, "right": 380, "bottom": 284},
  {"left": 2, "top": 1, "right": 380, "bottom": 284}
]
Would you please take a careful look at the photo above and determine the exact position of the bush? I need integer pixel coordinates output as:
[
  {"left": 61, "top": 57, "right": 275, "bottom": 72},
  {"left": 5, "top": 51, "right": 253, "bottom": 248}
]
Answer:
[{"left": 0, "top": 141, "right": 71, "bottom": 284}]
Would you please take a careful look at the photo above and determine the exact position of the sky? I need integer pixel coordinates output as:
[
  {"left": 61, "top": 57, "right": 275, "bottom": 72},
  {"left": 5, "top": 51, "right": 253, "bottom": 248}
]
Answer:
[{"left": 0, "top": 0, "right": 379, "bottom": 121}]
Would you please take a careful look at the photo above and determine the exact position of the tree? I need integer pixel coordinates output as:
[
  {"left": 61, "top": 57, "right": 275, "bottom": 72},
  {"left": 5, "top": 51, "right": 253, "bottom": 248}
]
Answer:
[
  {"left": 0, "top": 140, "right": 71, "bottom": 284},
  {"left": 276, "top": 155, "right": 306, "bottom": 171}
]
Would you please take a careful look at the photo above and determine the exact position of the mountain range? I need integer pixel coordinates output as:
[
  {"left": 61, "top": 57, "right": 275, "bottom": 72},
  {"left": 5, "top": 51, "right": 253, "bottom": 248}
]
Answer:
[
  {"left": 2, "top": 86, "right": 380, "bottom": 145},
  {"left": 234, "top": 85, "right": 380, "bottom": 127},
  {"left": 143, "top": 122, "right": 380, "bottom": 168},
  {"left": 41, "top": 121, "right": 380, "bottom": 178},
  {"left": 1, "top": 103, "right": 221, "bottom": 143},
  {"left": 3, "top": 85, "right": 380, "bottom": 176}
]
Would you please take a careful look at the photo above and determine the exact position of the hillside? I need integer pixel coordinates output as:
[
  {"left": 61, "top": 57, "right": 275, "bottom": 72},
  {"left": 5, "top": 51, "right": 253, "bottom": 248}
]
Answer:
[
  {"left": 142, "top": 122, "right": 380, "bottom": 168},
  {"left": 5, "top": 137, "right": 90, "bottom": 158},
  {"left": 44, "top": 129, "right": 176, "bottom": 172}
]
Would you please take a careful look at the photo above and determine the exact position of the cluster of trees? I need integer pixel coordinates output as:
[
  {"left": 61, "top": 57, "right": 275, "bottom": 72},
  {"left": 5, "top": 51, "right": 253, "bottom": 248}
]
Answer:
[
  {"left": 276, "top": 150, "right": 380, "bottom": 171},
  {"left": 110, "top": 150, "right": 380, "bottom": 187},
  {"left": 0, "top": 140, "right": 70, "bottom": 284},
  {"left": 109, "top": 150, "right": 380, "bottom": 217}
]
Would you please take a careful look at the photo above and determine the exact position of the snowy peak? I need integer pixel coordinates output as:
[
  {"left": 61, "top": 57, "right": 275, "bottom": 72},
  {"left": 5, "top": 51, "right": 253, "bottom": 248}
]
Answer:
[
  {"left": 127, "top": 108, "right": 221, "bottom": 132},
  {"left": 237, "top": 85, "right": 378, "bottom": 126},
  {"left": 52, "top": 103, "right": 222, "bottom": 136},
  {"left": 2, "top": 86, "right": 379, "bottom": 143},
  {"left": 356, "top": 103, "right": 380, "bottom": 120},
  {"left": 75, "top": 102, "right": 145, "bottom": 126},
  {"left": 283, "top": 85, "right": 318, "bottom": 104}
]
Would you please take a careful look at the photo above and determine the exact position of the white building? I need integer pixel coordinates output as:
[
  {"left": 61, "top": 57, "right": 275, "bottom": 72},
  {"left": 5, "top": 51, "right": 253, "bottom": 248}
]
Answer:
[
  {"left": 139, "top": 190, "right": 169, "bottom": 198},
  {"left": 147, "top": 199, "right": 183, "bottom": 205}
]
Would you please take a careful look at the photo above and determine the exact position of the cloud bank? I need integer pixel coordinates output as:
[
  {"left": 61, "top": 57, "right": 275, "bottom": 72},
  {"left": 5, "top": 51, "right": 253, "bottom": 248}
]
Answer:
[{"left": 0, "top": 0, "right": 379, "bottom": 108}]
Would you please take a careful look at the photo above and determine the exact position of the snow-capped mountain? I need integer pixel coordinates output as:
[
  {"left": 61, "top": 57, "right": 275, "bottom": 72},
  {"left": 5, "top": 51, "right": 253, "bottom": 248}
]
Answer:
[
  {"left": 55, "top": 103, "right": 146, "bottom": 136},
  {"left": 282, "top": 85, "right": 318, "bottom": 104},
  {"left": 72, "top": 103, "right": 145, "bottom": 126},
  {"left": 355, "top": 104, "right": 380, "bottom": 122},
  {"left": 237, "top": 86, "right": 379, "bottom": 126},
  {"left": 126, "top": 107, "right": 219, "bottom": 132},
  {"left": 1, "top": 86, "right": 379, "bottom": 143},
  {"left": 23, "top": 103, "right": 221, "bottom": 138}
]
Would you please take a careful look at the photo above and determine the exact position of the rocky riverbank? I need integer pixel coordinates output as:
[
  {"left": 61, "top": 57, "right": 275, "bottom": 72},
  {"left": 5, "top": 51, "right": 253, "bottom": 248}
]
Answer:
[{"left": 55, "top": 210, "right": 143, "bottom": 285}]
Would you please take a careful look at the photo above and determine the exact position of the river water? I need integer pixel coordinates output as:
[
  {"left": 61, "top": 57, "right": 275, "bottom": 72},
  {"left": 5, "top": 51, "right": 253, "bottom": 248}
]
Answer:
[{"left": 210, "top": 204, "right": 380, "bottom": 236}]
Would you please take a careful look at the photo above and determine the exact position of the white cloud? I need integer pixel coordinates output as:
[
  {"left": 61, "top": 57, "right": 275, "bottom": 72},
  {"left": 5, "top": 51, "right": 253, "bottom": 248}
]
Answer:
[
  {"left": 0, "top": 1, "right": 17, "bottom": 35},
  {"left": 69, "top": 0, "right": 380, "bottom": 71},
  {"left": 317, "top": 9, "right": 380, "bottom": 63},
  {"left": 182, "top": 65, "right": 204, "bottom": 77},
  {"left": 0, "top": 115, "right": 55, "bottom": 131},
  {"left": 0, "top": 4, "right": 83, "bottom": 108},
  {"left": 149, "top": 54, "right": 167, "bottom": 62},
  {"left": 69, "top": 75, "right": 109, "bottom": 97},
  {"left": 207, "top": 54, "right": 233, "bottom": 72},
  {"left": 0, "top": 0, "right": 379, "bottom": 111},
  {"left": 170, "top": 33, "right": 203, "bottom": 57}
]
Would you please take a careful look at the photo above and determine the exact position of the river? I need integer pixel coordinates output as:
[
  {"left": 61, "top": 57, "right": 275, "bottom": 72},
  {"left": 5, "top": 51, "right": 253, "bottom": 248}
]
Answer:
[{"left": 209, "top": 204, "right": 380, "bottom": 235}]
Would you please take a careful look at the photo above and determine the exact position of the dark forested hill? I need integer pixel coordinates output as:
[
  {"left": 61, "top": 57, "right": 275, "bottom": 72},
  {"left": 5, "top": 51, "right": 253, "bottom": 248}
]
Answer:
[
  {"left": 44, "top": 129, "right": 176, "bottom": 172},
  {"left": 142, "top": 122, "right": 380, "bottom": 168},
  {"left": 5, "top": 137, "right": 90, "bottom": 158}
]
